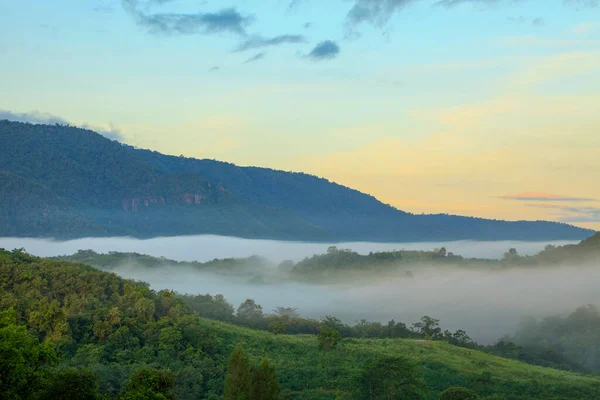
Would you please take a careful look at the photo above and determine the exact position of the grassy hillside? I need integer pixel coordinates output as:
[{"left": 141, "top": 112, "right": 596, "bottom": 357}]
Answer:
[{"left": 198, "top": 318, "right": 600, "bottom": 400}]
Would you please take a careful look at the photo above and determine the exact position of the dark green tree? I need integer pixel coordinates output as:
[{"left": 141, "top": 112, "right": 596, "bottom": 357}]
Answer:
[
  {"left": 236, "top": 299, "right": 264, "bottom": 328},
  {"left": 0, "top": 309, "right": 57, "bottom": 400},
  {"left": 38, "top": 367, "right": 101, "bottom": 400},
  {"left": 355, "top": 356, "right": 426, "bottom": 400},
  {"left": 122, "top": 368, "right": 177, "bottom": 400},
  {"left": 224, "top": 346, "right": 252, "bottom": 400},
  {"left": 250, "top": 359, "right": 280, "bottom": 400}
]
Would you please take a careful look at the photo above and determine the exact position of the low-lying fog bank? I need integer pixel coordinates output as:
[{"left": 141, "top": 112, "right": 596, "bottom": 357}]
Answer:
[
  {"left": 2, "top": 235, "right": 596, "bottom": 344},
  {"left": 0, "top": 235, "right": 577, "bottom": 263},
  {"left": 111, "top": 261, "right": 600, "bottom": 344}
]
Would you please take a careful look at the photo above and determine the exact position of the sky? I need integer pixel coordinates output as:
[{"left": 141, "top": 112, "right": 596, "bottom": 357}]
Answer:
[{"left": 1, "top": 0, "right": 599, "bottom": 230}]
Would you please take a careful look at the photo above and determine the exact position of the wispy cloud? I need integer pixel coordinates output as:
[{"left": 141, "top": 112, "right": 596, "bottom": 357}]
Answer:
[
  {"left": 235, "top": 34, "right": 306, "bottom": 52},
  {"left": 0, "top": 109, "right": 125, "bottom": 141},
  {"left": 122, "top": 0, "right": 251, "bottom": 36},
  {"left": 288, "top": 0, "right": 303, "bottom": 11},
  {"left": 344, "top": 0, "right": 597, "bottom": 32},
  {"left": 527, "top": 204, "right": 600, "bottom": 223},
  {"left": 307, "top": 40, "right": 340, "bottom": 60},
  {"left": 501, "top": 192, "right": 596, "bottom": 202},
  {"left": 244, "top": 52, "right": 266, "bottom": 64},
  {"left": 346, "top": 0, "right": 418, "bottom": 29},
  {"left": 208, "top": 66, "right": 221, "bottom": 72}
]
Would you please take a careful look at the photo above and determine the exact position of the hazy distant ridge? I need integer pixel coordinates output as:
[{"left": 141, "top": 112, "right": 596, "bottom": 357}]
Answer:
[{"left": 0, "top": 120, "right": 594, "bottom": 241}]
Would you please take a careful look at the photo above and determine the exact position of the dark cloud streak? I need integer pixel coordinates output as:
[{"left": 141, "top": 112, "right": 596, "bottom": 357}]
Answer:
[
  {"left": 244, "top": 52, "right": 266, "bottom": 64},
  {"left": 346, "top": 0, "right": 419, "bottom": 29},
  {"left": 500, "top": 193, "right": 596, "bottom": 202},
  {"left": 308, "top": 40, "right": 340, "bottom": 60},
  {"left": 235, "top": 34, "right": 306, "bottom": 52},
  {"left": 122, "top": 0, "right": 251, "bottom": 36}
]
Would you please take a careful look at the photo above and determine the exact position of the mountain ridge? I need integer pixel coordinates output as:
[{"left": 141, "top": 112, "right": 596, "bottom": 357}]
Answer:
[{"left": 0, "top": 119, "right": 594, "bottom": 241}]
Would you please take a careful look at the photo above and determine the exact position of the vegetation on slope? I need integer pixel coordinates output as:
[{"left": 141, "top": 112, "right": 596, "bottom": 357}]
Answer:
[
  {"left": 55, "top": 232, "right": 600, "bottom": 283},
  {"left": 2, "top": 248, "right": 600, "bottom": 399}
]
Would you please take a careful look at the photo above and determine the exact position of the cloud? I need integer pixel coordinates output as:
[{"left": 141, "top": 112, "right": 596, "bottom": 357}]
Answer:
[
  {"left": 527, "top": 204, "right": 600, "bottom": 223},
  {"left": 344, "top": 0, "right": 597, "bottom": 32},
  {"left": 235, "top": 34, "right": 306, "bottom": 52},
  {"left": 0, "top": 109, "right": 69, "bottom": 125},
  {"left": 501, "top": 192, "right": 596, "bottom": 202},
  {"left": 346, "top": 0, "right": 418, "bottom": 29},
  {"left": 344, "top": 0, "right": 527, "bottom": 31},
  {"left": 288, "top": 0, "right": 303, "bottom": 10},
  {"left": 244, "top": 52, "right": 266, "bottom": 64},
  {"left": 0, "top": 109, "right": 125, "bottom": 141},
  {"left": 122, "top": 0, "right": 251, "bottom": 36},
  {"left": 208, "top": 66, "right": 221, "bottom": 72},
  {"left": 307, "top": 40, "right": 340, "bottom": 60}
]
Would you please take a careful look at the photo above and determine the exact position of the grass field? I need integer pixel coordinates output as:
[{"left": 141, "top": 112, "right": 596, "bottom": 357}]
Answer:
[{"left": 199, "top": 318, "right": 600, "bottom": 400}]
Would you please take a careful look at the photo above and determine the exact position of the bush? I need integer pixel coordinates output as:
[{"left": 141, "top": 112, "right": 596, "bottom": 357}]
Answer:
[
  {"left": 318, "top": 326, "right": 342, "bottom": 350},
  {"left": 440, "top": 386, "right": 479, "bottom": 400}
]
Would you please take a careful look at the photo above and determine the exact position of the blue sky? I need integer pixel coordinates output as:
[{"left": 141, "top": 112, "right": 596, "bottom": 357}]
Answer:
[{"left": 1, "top": 0, "right": 599, "bottom": 228}]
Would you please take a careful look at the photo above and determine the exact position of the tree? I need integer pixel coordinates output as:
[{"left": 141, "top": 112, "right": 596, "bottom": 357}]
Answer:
[
  {"left": 503, "top": 248, "right": 520, "bottom": 263},
  {"left": 435, "top": 247, "right": 448, "bottom": 258},
  {"left": 412, "top": 316, "right": 442, "bottom": 339},
  {"left": 250, "top": 359, "right": 280, "bottom": 400},
  {"left": 122, "top": 368, "right": 176, "bottom": 400},
  {"left": 440, "top": 387, "right": 479, "bottom": 400},
  {"left": 39, "top": 367, "right": 102, "bottom": 400},
  {"left": 318, "top": 326, "right": 342, "bottom": 351},
  {"left": 224, "top": 346, "right": 252, "bottom": 400},
  {"left": 273, "top": 307, "right": 299, "bottom": 318},
  {"left": 237, "top": 299, "right": 264, "bottom": 328},
  {"left": 355, "top": 356, "right": 426, "bottom": 400},
  {"left": 0, "top": 309, "right": 57, "bottom": 399},
  {"left": 327, "top": 246, "right": 338, "bottom": 254}
]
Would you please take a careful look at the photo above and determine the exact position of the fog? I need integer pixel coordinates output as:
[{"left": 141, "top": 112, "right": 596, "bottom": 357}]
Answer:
[
  {"left": 0, "top": 235, "right": 577, "bottom": 262},
  {"left": 1, "top": 235, "right": 596, "bottom": 344},
  {"left": 109, "top": 262, "right": 600, "bottom": 344}
]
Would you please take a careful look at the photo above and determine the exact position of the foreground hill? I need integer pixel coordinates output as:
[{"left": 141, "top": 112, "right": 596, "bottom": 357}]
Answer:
[
  {"left": 2, "top": 249, "right": 600, "bottom": 400},
  {"left": 0, "top": 120, "right": 594, "bottom": 241},
  {"left": 200, "top": 319, "right": 600, "bottom": 400}
]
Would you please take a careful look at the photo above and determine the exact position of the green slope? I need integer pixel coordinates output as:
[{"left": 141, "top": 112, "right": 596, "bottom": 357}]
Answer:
[{"left": 198, "top": 318, "right": 600, "bottom": 400}]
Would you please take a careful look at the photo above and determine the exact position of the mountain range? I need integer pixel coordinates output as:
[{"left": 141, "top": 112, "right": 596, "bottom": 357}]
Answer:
[{"left": 0, "top": 120, "right": 594, "bottom": 241}]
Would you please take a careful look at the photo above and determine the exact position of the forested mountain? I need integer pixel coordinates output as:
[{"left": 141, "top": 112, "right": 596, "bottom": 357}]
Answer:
[
  {"left": 3, "top": 248, "right": 600, "bottom": 399},
  {"left": 0, "top": 120, "right": 594, "bottom": 241}
]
